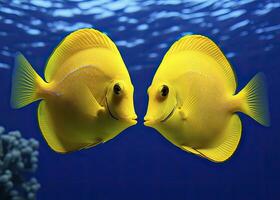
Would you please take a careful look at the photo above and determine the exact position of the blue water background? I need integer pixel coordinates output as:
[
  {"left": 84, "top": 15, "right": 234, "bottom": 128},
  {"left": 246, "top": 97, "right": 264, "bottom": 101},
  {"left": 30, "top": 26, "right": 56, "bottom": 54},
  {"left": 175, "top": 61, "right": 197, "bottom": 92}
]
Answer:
[{"left": 0, "top": 0, "right": 280, "bottom": 199}]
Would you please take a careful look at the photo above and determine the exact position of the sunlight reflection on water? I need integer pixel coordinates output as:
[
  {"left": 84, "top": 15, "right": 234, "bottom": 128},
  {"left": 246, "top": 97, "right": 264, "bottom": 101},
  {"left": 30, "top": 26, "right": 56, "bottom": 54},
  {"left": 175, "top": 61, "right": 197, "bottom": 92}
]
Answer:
[{"left": 0, "top": 0, "right": 279, "bottom": 70}]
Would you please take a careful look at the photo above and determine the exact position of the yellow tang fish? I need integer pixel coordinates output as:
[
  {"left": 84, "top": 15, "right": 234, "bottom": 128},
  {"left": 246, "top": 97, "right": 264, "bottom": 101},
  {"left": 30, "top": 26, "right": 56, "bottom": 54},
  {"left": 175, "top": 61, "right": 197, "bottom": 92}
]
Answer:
[
  {"left": 144, "top": 35, "right": 270, "bottom": 162},
  {"left": 11, "top": 28, "right": 137, "bottom": 153}
]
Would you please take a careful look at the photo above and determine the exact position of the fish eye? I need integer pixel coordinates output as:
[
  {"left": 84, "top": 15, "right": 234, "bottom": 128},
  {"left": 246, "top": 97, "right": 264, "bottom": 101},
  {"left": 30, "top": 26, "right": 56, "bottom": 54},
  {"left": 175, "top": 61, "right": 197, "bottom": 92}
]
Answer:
[
  {"left": 160, "top": 85, "right": 169, "bottom": 97},
  {"left": 113, "top": 83, "right": 122, "bottom": 95}
]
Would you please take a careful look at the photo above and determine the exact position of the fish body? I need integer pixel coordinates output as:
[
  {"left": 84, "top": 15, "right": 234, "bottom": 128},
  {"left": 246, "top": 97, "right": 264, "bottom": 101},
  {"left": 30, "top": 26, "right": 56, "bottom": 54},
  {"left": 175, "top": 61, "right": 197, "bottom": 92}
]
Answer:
[
  {"left": 11, "top": 29, "right": 137, "bottom": 153},
  {"left": 144, "top": 35, "right": 270, "bottom": 162}
]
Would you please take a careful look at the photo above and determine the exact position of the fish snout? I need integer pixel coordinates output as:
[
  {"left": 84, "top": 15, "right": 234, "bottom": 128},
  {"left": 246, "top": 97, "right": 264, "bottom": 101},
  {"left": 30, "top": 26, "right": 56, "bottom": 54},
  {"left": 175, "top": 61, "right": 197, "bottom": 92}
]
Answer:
[
  {"left": 144, "top": 115, "right": 157, "bottom": 126},
  {"left": 121, "top": 114, "right": 138, "bottom": 125}
]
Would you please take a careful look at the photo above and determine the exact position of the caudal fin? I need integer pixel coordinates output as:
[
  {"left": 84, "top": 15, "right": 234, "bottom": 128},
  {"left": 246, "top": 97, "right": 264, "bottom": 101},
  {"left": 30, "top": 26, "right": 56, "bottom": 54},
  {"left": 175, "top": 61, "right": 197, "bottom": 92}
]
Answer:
[
  {"left": 11, "top": 53, "right": 44, "bottom": 109},
  {"left": 238, "top": 73, "right": 270, "bottom": 126}
]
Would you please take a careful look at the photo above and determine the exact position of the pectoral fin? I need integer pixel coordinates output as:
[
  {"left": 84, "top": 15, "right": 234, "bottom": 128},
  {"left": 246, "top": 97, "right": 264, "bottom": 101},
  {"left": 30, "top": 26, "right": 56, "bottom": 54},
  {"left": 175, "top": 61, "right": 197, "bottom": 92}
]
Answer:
[
  {"left": 178, "top": 83, "right": 199, "bottom": 121},
  {"left": 66, "top": 84, "right": 105, "bottom": 118}
]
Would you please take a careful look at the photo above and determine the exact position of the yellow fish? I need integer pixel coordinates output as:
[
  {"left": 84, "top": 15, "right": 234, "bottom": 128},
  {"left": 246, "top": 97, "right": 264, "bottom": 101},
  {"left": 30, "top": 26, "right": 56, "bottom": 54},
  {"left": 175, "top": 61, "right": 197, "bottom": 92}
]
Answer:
[
  {"left": 11, "top": 28, "right": 137, "bottom": 153},
  {"left": 144, "top": 35, "right": 270, "bottom": 162}
]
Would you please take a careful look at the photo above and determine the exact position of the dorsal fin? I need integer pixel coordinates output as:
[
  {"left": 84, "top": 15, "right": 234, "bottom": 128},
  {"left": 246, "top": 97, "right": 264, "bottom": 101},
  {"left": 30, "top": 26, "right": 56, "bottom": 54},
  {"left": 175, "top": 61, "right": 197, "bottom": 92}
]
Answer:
[
  {"left": 164, "top": 35, "right": 237, "bottom": 94},
  {"left": 44, "top": 28, "right": 119, "bottom": 82}
]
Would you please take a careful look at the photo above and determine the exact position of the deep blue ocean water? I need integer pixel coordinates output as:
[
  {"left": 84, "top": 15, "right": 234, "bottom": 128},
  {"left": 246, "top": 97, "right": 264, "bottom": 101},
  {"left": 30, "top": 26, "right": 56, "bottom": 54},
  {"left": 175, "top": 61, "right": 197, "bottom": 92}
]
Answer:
[{"left": 0, "top": 0, "right": 279, "bottom": 199}]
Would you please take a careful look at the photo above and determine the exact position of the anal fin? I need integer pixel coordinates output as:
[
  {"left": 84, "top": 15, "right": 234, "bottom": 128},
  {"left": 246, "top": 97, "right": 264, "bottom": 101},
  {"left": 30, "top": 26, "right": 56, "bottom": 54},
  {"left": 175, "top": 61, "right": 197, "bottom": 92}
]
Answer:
[
  {"left": 38, "top": 101, "right": 70, "bottom": 153},
  {"left": 38, "top": 100, "right": 101, "bottom": 153},
  {"left": 196, "top": 114, "right": 242, "bottom": 163},
  {"left": 181, "top": 145, "right": 201, "bottom": 155}
]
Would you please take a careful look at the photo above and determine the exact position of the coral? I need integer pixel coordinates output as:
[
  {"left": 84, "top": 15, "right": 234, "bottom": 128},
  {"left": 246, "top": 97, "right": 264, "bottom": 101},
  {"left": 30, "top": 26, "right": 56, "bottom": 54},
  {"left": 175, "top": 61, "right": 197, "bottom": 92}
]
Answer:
[{"left": 0, "top": 126, "right": 40, "bottom": 200}]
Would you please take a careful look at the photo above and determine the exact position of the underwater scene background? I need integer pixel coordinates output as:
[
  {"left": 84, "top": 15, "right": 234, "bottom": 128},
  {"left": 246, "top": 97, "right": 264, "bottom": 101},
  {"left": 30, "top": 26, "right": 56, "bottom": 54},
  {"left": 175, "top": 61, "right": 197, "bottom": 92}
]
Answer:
[{"left": 0, "top": 0, "right": 279, "bottom": 199}]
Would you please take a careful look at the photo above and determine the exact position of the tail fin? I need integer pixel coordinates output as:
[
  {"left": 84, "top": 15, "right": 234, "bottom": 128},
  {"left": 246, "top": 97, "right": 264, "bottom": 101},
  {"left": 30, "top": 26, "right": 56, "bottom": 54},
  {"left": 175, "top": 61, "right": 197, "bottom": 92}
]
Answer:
[
  {"left": 238, "top": 73, "right": 270, "bottom": 126},
  {"left": 11, "top": 53, "right": 45, "bottom": 109}
]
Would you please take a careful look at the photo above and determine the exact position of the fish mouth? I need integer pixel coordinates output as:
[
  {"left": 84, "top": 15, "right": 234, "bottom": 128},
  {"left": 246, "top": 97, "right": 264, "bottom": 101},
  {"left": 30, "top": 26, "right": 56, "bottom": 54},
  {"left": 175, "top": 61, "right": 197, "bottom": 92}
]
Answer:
[
  {"left": 124, "top": 117, "right": 138, "bottom": 125},
  {"left": 144, "top": 106, "right": 175, "bottom": 126},
  {"left": 105, "top": 97, "right": 137, "bottom": 124}
]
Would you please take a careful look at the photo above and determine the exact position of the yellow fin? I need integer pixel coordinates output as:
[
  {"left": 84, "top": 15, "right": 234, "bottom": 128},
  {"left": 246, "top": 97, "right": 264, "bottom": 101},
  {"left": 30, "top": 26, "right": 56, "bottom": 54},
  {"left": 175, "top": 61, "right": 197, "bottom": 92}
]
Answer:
[
  {"left": 196, "top": 114, "right": 242, "bottom": 163},
  {"left": 176, "top": 71, "right": 207, "bottom": 119},
  {"left": 164, "top": 35, "right": 237, "bottom": 94},
  {"left": 180, "top": 74, "right": 201, "bottom": 115},
  {"left": 11, "top": 53, "right": 45, "bottom": 108},
  {"left": 64, "top": 83, "right": 105, "bottom": 118},
  {"left": 38, "top": 101, "right": 68, "bottom": 153},
  {"left": 77, "top": 85, "right": 105, "bottom": 117},
  {"left": 45, "top": 28, "right": 119, "bottom": 82},
  {"left": 181, "top": 145, "right": 201, "bottom": 155},
  {"left": 38, "top": 101, "right": 94, "bottom": 153},
  {"left": 238, "top": 73, "right": 270, "bottom": 127},
  {"left": 177, "top": 92, "right": 196, "bottom": 121},
  {"left": 83, "top": 139, "right": 103, "bottom": 149}
]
